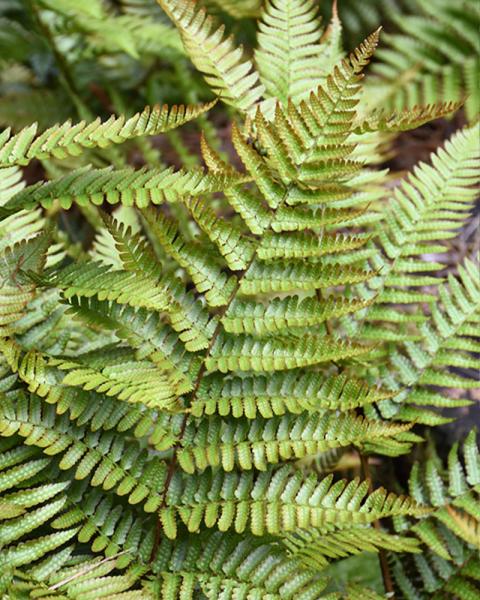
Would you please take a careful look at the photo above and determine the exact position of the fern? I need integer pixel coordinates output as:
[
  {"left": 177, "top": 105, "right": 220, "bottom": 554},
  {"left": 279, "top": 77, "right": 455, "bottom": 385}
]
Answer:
[
  {"left": 0, "top": 101, "right": 215, "bottom": 167},
  {"left": 390, "top": 432, "right": 480, "bottom": 598},
  {"left": 0, "top": 1, "right": 479, "bottom": 597},
  {"left": 255, "top": 0, "right": 342, "bottom": 105},
  {"left": 364, "top": 0, "right": 480, "bottom": 121},
  {"left": 158, "top": 0, "right": 265, "bottom": 113}
]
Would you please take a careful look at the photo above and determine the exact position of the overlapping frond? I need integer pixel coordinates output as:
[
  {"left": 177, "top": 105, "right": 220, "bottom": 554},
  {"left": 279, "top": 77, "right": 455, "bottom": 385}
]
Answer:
[
  {"left": 152, "top": 531, "right": 328, "bottom": 600},
  {"left": 0, "top": 395, "right": 168, "bottom": 512},
  {"left": 0, "top": 438, "right": 77, "bottom": 593},
  {"left": 345, "top": 123, "right": 480, "bottom": 352}
]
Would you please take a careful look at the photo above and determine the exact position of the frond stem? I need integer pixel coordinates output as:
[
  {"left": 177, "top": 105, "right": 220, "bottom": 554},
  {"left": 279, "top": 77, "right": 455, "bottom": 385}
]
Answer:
[
  {"left": 150, "top": 253, "right": 257, "bottom": 562},
  {"left": 360, "top": 452, "right": 395, "bottom": 595}
]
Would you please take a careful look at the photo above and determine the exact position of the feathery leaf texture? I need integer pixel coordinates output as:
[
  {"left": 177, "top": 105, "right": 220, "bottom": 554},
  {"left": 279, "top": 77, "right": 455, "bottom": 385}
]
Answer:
[
  {"left": 158, "top": 0, "right": 264, "bottom": 112},
  {"left": 255, "top": 0, "right": 343, "bottom": 104},
  {"left": 0, "top": 5, "right": 478, "bottom": 596},
  {"left": 364, "top": 0, "right": 480, "bottom": 121},
  {"left": 0, "top": 101, "right": 215, "bottom": 167},
  {"left": 391, "top": 432, "right": 480, "bottom": 598}
]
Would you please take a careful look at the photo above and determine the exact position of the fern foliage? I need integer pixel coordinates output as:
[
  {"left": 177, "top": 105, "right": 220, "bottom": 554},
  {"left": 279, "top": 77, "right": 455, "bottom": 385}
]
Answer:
[
  {"left": 364, "top": 0, "right": 480, "bottom": 121},
  {"left": 0, "top": 0, "right": 479, "bottom": 597},
  {"left": 391, "top": 432, "right": 480, "bottom": 598}
]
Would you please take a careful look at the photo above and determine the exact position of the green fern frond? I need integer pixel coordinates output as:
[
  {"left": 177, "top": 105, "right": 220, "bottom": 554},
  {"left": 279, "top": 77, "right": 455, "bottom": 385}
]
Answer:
[
  {"left": 158, "top": 0, "right": 265, "bottom": 112},
  {"left": 391, "top": 432, "right": 480, "bottom": 598},
  {"left": 223, "top": 295, "right": 372, "bottom": 335},
  {"left": 152, "top": 531, "right": 328, "bottom": 600},
  {"left": 0, "top": 439, "right": 77, "bottom": 591},
  {"left": 161, "top": 465, "right": 426, "bottom": 538},
  {"left": 191, "top": 372, "right": 392, "bottom": 419},
  {"left": 142, "top": 208, "right": 238, "bottom": 307},
  {"left": 0, "top": 101, "right": 215, "bottom": 167},
  {"left": 377, "top": 257, "right": 480, "bottom": 419},
  {"left": 239, "top": 261, "right": 372, "bottom": 295},
  {"left": 345, "top": 123, "right": 480, "bottom": 344},
  {"left": 0, "top": 395, "right": 168, "bottom": 512},
  {"left": 5, "top": 165, "right": 246, "bottom": 212},
  {"left": 283, "top": 525, "right": 420, "bottom": 569},
  {"left": 0, "top": 7, "right": 478, "bottom": 596},
  {"left": 177, "top": 411, "right": 411, "bottom": 472},
  {"left": 206, "top": 331, "right": 368, "bottom": 372},
  {"left": 255, "top": 0, "right": 343, "bottom": 104}
]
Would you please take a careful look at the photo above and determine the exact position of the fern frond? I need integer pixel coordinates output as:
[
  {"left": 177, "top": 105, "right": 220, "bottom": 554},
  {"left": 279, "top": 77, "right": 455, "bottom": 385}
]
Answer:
[
  {"left": 177, "top": 411, "right": 411, "bottom": 472},
  {"left": 345, "top": 123, "right": 480, "bottom": 347},
  {"left": 206, "top": 331, "right": 368, "bottom": 372},
  {"left": 5, "top": 165, "right": 246, "bottom": 211},
  {"left": 143, "top": 208, "right": 238, "bottom": 306},
  {"left": 152, "top": 531, "right": 328, "bottom": 600},
  {"left": 0, "top": 395, "right": 168, "bottom": 512},
  {"left": 239, "top": 261, "right": 372, "bottom": 295},
  {"left": 0, "top": 439, "right": 77, "bottom": 590},
  {"left": 391, "top": 432, "right": 480, "bottom": 598},
  {"left": 0, "top": 101, "right": 215, "bottom": 167},
  {"left": 161, "top": 465, "right": 426, "bottom": 538},
  {"left": 223, "top": 295, "right": 371, "bottom": 334},
  {"left": 379, "top": 258, "right": 480, "bottom": 419},
  {"left": 283, "top": 525, "right": 420, "bottom": 570},
  {"left": 54, "top": 349, "right": 189, "bottom": 410},
  {"left": 184, "top": 196, "right": 255, "bottom": 271},
  {"left": 191, "top": 372, "right": 392, "bottom": 419},
  {"left": 255, "top": 0, "right": 342, "bottom": 104},
  {"left": 158, "top": 0, "right": 265, "bottom": 112},
  {"left": 44, "top": 260, "right": 172, "bottom": 312}
]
